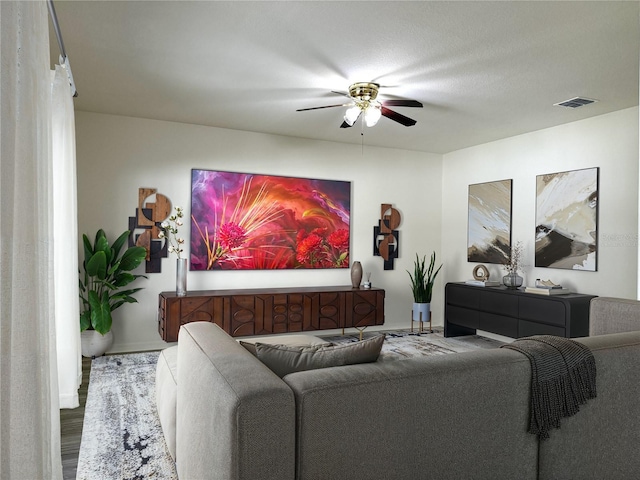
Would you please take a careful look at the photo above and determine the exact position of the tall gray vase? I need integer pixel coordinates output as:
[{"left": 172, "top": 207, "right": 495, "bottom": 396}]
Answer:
[
  {"left": 351, "top": 261, "right": 363, "bottom": 288},
  {"left": 176, "top": 258, "right": 187, "bottom": 296}
]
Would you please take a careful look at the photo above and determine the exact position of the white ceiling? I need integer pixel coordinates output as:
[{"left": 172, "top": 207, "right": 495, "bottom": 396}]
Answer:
[{"left": 49, "top": 1, "right": 639, "bottom": 154}]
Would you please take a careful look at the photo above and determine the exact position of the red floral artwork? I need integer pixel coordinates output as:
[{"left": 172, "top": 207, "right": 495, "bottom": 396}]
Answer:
[
  {"left": 190, "top": 170, "right": 350, "bottom": 270},
  {"left": 218, "top": 223, "right": 247, "bottom": 250}
]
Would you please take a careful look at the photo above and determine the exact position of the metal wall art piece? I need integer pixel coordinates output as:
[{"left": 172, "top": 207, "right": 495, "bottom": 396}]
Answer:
[
  {"left": 190, "top": 169, "right": 351, "bottom": 270},
  {"left": 535, "top": 167, "right": 598, "bottom": 271},
  {"left": 467, "top": 179, "right": 512, "bottom": 264},
  {"left": 128, "top": 188, "right": 172, "bottom": 273},
  {"left": 373, "top": 203, "right": 400, "bottom": 270}
]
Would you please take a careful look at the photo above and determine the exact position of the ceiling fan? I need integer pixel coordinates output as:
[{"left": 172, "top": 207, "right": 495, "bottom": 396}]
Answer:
[{"left": 297, "top": 82, "right": 423, "bottom": 128}]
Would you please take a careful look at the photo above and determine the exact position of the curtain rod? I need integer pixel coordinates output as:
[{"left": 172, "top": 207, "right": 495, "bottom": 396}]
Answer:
[{"left": 47, "top": 0, "right": 78, "bottom": 97}]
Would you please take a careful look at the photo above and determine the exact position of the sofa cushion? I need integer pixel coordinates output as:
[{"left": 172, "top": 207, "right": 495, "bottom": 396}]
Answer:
[
  {"left": 155, "top": 345, "right": 178, "bottom": 461},
  {"left": 538, "top": 331, "right": 640, "bottom": 479},
  {"left": 239, "top": 333, "right": 330, "bottom": 356},
  {"left": 283, "top": 347, "right": 538, "bottom": 480},
  {"left": 254, "top": 333, "right": 385, "bottom": 377}
]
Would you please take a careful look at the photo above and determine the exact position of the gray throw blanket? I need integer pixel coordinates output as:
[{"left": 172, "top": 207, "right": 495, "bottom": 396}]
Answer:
[{"left": 501, "top": 335, "right": 597, "bottom": 440}]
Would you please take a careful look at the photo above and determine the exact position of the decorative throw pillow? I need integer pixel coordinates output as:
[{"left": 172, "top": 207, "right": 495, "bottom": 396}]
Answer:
[
  {"left": 239, "top": 334, "right": 331, "bottom": 356},
  {"left": 239, "top": 341, "right": 259, "bottom": 356},
  {"left": 238, "top": 340, "right": 258, "bottom": 357},
  {"left": 253, "top": 333, "right": 385, "bottom": 378}
]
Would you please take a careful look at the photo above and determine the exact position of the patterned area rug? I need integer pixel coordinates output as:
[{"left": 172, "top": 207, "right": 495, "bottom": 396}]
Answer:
[
  {"left": 77, "top": 351, "right": 177, "bottom": 480},
  {"left": 322, "top": 329, "right": 504, "bottom": 360},
  {"left": 77, "top": 330, "right": 503, "bottom": 479}
]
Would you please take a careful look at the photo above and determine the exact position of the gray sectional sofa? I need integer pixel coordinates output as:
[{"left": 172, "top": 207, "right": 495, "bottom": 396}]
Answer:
[{"left": 159, "top": 296, "right": 640, "bottom": 479}]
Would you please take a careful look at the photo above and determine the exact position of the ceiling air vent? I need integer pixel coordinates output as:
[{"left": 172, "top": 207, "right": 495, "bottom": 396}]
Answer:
[{"left": 553, "top": 97, "right": 598, "bottom": 109}]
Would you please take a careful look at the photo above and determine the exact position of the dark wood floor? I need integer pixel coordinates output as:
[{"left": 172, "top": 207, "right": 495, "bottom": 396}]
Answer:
[{"left": 60, "top": 356, "right": 91, "bottom": 480}]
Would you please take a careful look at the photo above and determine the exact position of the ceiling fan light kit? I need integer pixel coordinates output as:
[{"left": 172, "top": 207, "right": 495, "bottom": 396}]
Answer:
[
  {"left": 343, "top": 105, "right": 361, "bottom": 126},
  {"left": 363, "top": 105, "right": 382, "bottom": 127},
  {"left": 297, "top": 81, "right": 423, "bottom": 129},
  {"left": 345, "top": 82, "right": 381, "bottom": 127}
]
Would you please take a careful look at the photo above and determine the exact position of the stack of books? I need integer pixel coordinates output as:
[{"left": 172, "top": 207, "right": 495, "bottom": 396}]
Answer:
[
  {"left": 465, "top": 280, "right": 501, "bottom": 287},
  {"left": 524, "top": 285, "right": 571, "bottom": 295}
]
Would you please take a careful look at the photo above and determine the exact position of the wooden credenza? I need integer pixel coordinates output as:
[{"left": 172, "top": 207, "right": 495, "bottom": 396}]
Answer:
[
  {"left": 445, "top": 282, "right": 596, "bottom": 339},
  {"left": 158, "top": 286, "right": 385, "bottom": 342}
]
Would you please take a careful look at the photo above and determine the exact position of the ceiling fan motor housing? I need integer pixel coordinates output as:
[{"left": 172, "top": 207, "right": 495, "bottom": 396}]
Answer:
[{"left": 349, "top": 82, "right": 380, "bottom": 102}]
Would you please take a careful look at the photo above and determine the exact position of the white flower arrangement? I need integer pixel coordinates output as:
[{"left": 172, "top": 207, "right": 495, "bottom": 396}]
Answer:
[
  {"left": 158, "top": 206, "right": 185, "bottom": 259},
  {"left": 503, "top": 240, "right": 524, "bottom": 275}
]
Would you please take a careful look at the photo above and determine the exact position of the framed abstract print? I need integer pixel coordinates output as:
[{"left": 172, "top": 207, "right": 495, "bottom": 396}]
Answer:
[
  {"left": 190, "top": 169, "right": 351, "bottom": 270},
  {"left": 467, "top": 179, "right": 512, "bottom": 264},
  {"left": 535, "top": 167, "right": 598, "bottom": 271}
]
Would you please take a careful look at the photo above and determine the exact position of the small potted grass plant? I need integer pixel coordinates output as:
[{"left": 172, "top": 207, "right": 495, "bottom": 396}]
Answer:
[{"left": 407, "top": 252, "right": 442, "bottom": 323}]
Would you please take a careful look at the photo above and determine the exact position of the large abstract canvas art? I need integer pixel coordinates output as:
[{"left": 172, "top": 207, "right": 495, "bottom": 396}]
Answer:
[
  {"left": 535, "top": 167, "right": 598, "bottom": 271},
  {"left": 467, "top": 179, "right": 512, "bottom": 264},
  {"left": 190, "top": 169, "right": 351, "bottom": 270}
]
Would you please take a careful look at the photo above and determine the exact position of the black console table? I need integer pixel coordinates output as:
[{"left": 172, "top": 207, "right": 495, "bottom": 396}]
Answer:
[{"left": 445, "top": 282, "right": 596, "bottom": 339}]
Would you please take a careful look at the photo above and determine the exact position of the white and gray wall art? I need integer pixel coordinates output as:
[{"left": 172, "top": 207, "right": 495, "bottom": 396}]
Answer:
[
  {"left": 467, "top": 179, "right": 512, "bottom": 264},
  {"left": 535, "top": 167, "right": 599, "bottom": 271}
]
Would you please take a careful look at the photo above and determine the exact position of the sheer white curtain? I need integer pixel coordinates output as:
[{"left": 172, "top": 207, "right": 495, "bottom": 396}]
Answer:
[
  {"left": 0, "top": 1, "right": 63, "bottom": 478},
  {"left": 52, "top": 63, "right": 81, "bottom": 409}
]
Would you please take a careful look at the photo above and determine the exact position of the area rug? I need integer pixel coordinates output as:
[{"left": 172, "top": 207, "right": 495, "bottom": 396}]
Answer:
[
  {"left": 77, "top": 330, "right": 503, "bottom": 479},
  {"left": 76, "top": 351, "right": 177, "bottom": 480},
  {"left": 322, "top": 329, "right": 504, "bottom": 360}
]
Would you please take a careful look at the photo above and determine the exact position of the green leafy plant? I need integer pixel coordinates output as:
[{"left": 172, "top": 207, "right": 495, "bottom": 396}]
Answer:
[
  {"left": 79, "top": 229, "right": 147, "bottom": 335},
  {"left": 407, "top": 252, "right": 443, "bottom": 303}
]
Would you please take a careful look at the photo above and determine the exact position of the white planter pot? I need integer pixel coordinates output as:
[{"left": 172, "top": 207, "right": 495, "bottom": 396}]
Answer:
[
  {"left": 81, "top": 330, "right": 113, "bottom": 358},
  {"left": 412, "top": 302, "right": 431, "bottom": 322}
]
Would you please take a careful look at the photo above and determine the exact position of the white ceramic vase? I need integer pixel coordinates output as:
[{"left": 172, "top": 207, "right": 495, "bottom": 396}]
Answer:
[{"left": 81, "top": 330, "right": 114, "bottom": 358}]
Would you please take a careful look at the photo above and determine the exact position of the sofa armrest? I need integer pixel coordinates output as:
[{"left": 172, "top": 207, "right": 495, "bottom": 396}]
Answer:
[
  {"left": 176, "top": 322, "right": 295, "bottom": 480},
  {"left": 589, "top": 296, "right": 640, "bottom": 336},
  {"left": 539, "top": 331, "right": 640, "bottom": 479}
]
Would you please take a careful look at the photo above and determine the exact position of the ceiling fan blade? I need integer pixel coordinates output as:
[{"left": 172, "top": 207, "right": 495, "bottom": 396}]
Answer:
[
  {"left": 380, "top": 106, "right": 417, "bottom": 127},
  {"left": 331, "top": 90, "right": 351, "bottom": 98},
  {"left": 296, "top": 104, "right": 347, "bottom": 112},
  {"left": 381, "top": 99, "right": 423, "bottom": 108}
]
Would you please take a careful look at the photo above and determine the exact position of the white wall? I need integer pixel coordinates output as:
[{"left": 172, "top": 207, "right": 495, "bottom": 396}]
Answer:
[
  {"left": 77, "top": 107, "right": 638, "bottom": 352},
  {"left": 76, "top": 112, "right": 443, "bottom": 353},
  {"left": 442, "top": 107, "right": 639, "bottom": 300}
]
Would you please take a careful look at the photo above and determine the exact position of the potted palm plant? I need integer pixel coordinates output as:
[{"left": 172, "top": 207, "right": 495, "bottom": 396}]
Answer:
[
  {"left": 408, "top": 252, "right": 442, "bottom": 323},
  {"left": 79, "top": 229, "right": 147, "bottom": 357}
]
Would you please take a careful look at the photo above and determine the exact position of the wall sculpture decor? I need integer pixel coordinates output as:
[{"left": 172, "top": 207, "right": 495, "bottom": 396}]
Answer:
[
  {"left": 190, "top": 169, "right": 351, "bottom": 270},
  {"left": 128, "top": 187, "right": 172, "bottom": 273},
  {"left": 535, "top": 167, "right": 598, "bottom": 271},
  {"left": 467, "top": 179, "right": 512, "bottom": 264},
  {"left": 373, "top": 203, "right": 400, "bottom": 270}
]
